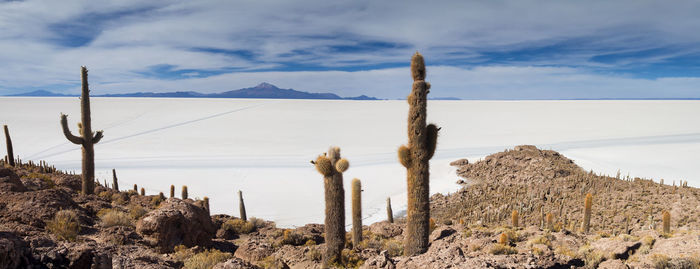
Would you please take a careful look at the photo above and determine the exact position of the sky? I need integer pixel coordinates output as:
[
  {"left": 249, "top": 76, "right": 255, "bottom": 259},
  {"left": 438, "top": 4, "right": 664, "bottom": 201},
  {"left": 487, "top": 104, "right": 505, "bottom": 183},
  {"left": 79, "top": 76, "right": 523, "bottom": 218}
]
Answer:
[{"left": 1, "top": 0, "right": 699, "bottom": 99}]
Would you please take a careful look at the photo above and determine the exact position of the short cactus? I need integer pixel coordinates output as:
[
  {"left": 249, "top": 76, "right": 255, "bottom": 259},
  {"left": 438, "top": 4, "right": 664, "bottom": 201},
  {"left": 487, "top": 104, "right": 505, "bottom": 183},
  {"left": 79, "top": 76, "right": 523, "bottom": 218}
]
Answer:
[
  {"left": 170, "top": 185, "right": 175, "bottom": 198},
  {"left": 3, "top": 125, "right": 15, "bottom": 166},
  {"left": 546, "top": 213, "right": 554, "bottom": 230},
  {"left": 60, "top": 67, "right": 104, "bottom": 195},
  {"left": 111, "top": 169, "right": 118, "bottom": 191},
  {"left": 386, "top": 197, "right": 394, "bottom": 223},
  {"left": 399, "top": 52, "right": 440, "bottom": 256},
  {"left": 140, "top": 187, "right": 145, "bottom": 196},
  {"left": 203, "top": 196, "right": 210, "bottom": 215},
  {"left": 511, "top": 210, "right": 519, "bottom": 228},
  {"left": 581, "top": 193, "right": 592, "bottom": 233},
  {"left": 351, "top": 178, "right": 362, "bottom": 248},
  {"left": 133, "top": 184, "right": 137, "bottom": 192},
  {"left": 498, "top": 233, "right": 508, "bottom": 245},
  {"left": 239, "top": 190, "right": 247, "bottom": 221},
  {"left": 313, "top": 146, "right": 348, "bottom": 266},
  {"left": 662, "top": 210, "right": 671, "bottom": 234},
  {"left": 182, "top": 185, "right": 188, "bottom": 200}
]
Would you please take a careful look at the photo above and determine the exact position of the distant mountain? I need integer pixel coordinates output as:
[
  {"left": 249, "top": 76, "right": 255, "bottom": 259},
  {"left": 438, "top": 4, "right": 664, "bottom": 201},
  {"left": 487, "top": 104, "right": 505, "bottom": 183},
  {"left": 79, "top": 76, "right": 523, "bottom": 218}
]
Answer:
[
  {"left": 7, "top": 90, "right": 76, "bottom": 97},
  {"left": 6, "top": 83, "right": 380, "bottom": 100}
]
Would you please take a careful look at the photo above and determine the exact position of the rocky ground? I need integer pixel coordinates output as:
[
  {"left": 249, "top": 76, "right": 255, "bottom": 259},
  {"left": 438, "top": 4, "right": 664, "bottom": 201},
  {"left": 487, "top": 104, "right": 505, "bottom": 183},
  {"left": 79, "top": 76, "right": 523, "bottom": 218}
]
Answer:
[{"left": 1, "top": 145, "right": 699, "bottom": 268}]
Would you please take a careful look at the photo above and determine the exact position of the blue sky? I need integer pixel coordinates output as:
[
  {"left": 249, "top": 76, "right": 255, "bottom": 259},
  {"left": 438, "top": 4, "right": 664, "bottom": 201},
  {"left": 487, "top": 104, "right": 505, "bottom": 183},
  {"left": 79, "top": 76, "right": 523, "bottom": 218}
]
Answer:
[{"left": 1, "top": 0, "right": 699, "bottom": 99}]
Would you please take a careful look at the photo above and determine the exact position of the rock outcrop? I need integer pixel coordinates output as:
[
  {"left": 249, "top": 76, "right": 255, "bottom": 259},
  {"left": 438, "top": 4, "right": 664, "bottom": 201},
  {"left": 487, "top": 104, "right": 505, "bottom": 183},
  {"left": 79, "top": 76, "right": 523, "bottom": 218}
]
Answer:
[{"left": 136, "top": 198, "right": 216, "bottom": 253}]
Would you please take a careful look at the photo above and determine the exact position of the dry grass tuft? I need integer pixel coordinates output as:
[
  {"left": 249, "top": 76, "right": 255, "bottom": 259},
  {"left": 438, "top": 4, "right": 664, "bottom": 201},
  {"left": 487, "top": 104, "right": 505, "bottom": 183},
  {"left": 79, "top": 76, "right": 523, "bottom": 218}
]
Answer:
[{"left": 46, "top": 209, "right": 80, "bottom": 241}]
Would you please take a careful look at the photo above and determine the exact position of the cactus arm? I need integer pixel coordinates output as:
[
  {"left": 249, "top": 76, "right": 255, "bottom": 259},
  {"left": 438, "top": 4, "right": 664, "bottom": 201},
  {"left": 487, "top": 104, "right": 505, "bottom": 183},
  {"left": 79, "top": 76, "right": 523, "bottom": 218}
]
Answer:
[
  {"left": 335, "top": 158, "right": 349, "bottom": 173},
  {"left": 92, "top": 130, "right": 103, "bottom": 144},
  {"left": 398, "top": 145, "right": 411, "bottom": 168},
  {"left": 425, "top": 124, "right": 440, "bottom": 160},
  {"left": 314, "top": 155, "right": 333, "bottom": 176},
  {"left": 60, "top": 114, "right": 84, "bottom": 145}
]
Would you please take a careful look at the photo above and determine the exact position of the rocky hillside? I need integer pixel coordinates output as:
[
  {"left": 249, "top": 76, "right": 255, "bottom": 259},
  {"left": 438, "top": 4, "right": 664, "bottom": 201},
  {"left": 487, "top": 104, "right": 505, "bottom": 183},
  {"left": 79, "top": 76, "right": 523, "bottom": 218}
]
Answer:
[{"left": 1, "top": 146, "right": 699, "bottom": 268}]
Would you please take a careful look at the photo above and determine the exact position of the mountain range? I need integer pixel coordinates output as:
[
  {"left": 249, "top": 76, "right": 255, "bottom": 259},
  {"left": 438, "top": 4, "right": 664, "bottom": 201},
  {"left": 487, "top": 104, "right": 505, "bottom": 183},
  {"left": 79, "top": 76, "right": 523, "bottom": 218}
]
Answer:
[{"left": 6, "top": 83, "right": 380, "bottom": 100}]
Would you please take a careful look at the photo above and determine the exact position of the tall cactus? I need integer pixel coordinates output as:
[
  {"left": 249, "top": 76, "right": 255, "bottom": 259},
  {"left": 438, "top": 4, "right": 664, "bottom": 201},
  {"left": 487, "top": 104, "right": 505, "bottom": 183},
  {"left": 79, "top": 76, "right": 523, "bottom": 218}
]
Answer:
[
  {"left": 313, "top": 146, "right": 348, "bottom": 265},
  {"left": 387, "top": 197, "right": 394, "bottom": 223},
  {"left": 3, "top": 125, "right": 15, "bottom": 166},
  {"left": 170, "top": 185, "right": 175, "bottom": 198},
  {"left": 581, "top": 193, "right": 592, "bottom": 233},
  {"left": 398, "top": 52, "right": 439, "bottom": 256},
  {"left": 60, "top": 66, "right": 103, "bottom": 195},
  {"left": 351, "top": 178, "right": 362, "bottom": 248},
  {"left": 182, "top": 185, "right": 188, "bottom": 200},
  {"left": 112, "top": 169, "right": 118, "bottom": 191},
  {"left": 238, "top": 190, "right": 247, "bottom": 222}
]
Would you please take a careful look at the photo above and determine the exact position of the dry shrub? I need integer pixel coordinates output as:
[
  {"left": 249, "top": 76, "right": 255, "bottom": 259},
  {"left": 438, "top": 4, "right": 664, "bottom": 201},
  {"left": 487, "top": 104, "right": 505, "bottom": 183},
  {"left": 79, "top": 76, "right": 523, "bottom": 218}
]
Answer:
[
  {"left": 129, "top": 204, "right": 148, "bottom": 220},
  {"left": 488, "top": 244, "right": 517, "bottom": 255},
  {"left": 221, "top": 219, "right": 255, "bottom": 234},
  {"left": 280, "top": 229, "right": 306, "bottom": 246},
  {"left": 382, "top": 239, "right": 403, "bottom": 257},
  {"left": 100, "top": 209, "right": 132, "bottom": 228},
  {"left": 46, "top": 210, "right": 80, "bottom": 241},
  {"left": 183, "top": 249, "right": 232, "bottom": 269}
]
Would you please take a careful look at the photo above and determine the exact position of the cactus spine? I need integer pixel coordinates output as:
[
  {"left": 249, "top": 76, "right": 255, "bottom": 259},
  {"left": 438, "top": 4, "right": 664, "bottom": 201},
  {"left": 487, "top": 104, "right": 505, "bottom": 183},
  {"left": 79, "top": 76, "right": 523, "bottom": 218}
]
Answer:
[
  {"left": 511, "top": 210, "right": 519, "bottom": 228},
  {"left": 238, "top": 190, "right": 247, "bottom": 221},
  {"left": 3, "top": 125, "right": 15, "bottom": 166},
  {"left": 182, "top": 185, "right": 188, "bottom": 200},
  {"left": 387, "top": 197, "right": 394, "bottom": 223},
  {"left": 170, "top": 185, "right": 175, "bottom": 198},
  {"left": 351, "top": 178, "right": 362, "bottom": 248},
  {"left": 60, "top": 67, "right": 103, "bottom": 195},
  {"left": 398, "top": 52, "right": 439, "bottom": 256},
  {"left": 313, "top": 146, "right": 348, "bottom": 265},
  {"left": 112, "top": 169, "right": 118, "bottom": 191},
  {"left": 662, "top": 210, "right": 671, "bottom": 234},
  {"left": 581, "top": 193, "right": 592, "bottom": 233}
]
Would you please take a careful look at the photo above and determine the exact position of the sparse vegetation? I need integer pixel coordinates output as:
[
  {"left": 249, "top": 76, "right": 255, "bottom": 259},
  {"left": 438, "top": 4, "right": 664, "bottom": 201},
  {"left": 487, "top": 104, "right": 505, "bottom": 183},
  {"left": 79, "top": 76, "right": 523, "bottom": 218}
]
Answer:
[
  {"left": 46, "top": 209, "right": 80, "bottom": 241},
  {"left": 100, "top": 209, "right": 132, "bottom": 227}
]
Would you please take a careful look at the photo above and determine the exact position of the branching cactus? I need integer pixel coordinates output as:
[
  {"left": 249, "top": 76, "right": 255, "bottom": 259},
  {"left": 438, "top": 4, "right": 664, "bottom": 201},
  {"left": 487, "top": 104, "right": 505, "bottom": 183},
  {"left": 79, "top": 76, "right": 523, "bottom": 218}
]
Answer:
[
  {"left": 387, "top": 197, "right": 394, "bottom": 223},
  {"left": 662, "top": 210, "right": 671, "bottom": 234},
  {"left": 239, "top": 190, "right": 247, "bottom": 221},
  {"left": 511, "top": 210, "right": 519, "bottom": 228},
  {"left": 581, "top": 193, "right": 592, "bottom": 233},
  {"left": 351, "top": 178, "right": 362, "bottom": 248},
  {"left": 60, "top": 67, "right": 104, "bottom": 195},
  {"left": 313, "top": 146, "right": 348, "bottom": 266},
  {"left": 398, "top": 52, "right": 440, "bottom": 256},
  {"left": 3, "top": 125, "right": 15, "bottom": 166},
  {"left": 112, "top": 169, "right": 118, "bottom": 191},
  {"left": 182, "top": 185, "right": 188, "bottom": 200}
]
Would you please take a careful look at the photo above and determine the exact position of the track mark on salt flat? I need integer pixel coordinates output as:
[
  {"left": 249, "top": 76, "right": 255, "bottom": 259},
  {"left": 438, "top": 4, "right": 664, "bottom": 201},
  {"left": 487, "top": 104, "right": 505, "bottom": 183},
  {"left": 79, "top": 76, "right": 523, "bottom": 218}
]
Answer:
[{"left": 32, "top": 100, "right": 278, "bottom": 159}]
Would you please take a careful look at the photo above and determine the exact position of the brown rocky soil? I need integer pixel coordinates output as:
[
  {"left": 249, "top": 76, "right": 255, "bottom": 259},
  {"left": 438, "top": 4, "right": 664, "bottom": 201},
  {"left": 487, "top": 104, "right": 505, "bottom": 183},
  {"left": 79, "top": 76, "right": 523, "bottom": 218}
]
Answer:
[{"left": 1, "top": 145, "right": 699, "bottom": 268}]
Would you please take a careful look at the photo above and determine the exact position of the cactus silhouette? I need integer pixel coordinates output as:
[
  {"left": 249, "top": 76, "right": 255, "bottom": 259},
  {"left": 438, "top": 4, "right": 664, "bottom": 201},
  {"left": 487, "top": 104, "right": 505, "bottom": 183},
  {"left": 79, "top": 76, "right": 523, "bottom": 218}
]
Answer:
[
  {"left": 398, "top": 52, "right": 439, "bottom": 256},
  {"left": 387, "top": 197, "right": 394, "bottom": 223},
  {"left": 182, "top": 185, "right": 188, "bottom": 200},
  {"left": 60, "top": 67, "right": 103, "bottom": 195},
  {"left": 581, "top": 193, "right": 592, "bottom": 233},
  {"left": 351, "top": 178, "right": 362, "bottom": 248},
  {"left": 133, "top": 184, "right": 137, "bottom": 192},
  {"left": 170, "top": 185, "right": 175, "bottom": 198},
  {"left": 662, "top": 210, "right": 671, "bottom": 234},
  {"left": 313, "top": 146, "right": 348, "bottom": 265},
  {"left": 239, "top": 190, "right": 247, "bottom": 221},
  {"left": 203, "top": 196, "right": 210, "bottom": 215},
  {"left": 3, "top": 125, "right": 15, "bottom": 166},
  {"left": 140, "top": 187, "right": 145, "bottom": 196},
  {"left": 111, "top": 169, "right": 118, "bottom": 191}
]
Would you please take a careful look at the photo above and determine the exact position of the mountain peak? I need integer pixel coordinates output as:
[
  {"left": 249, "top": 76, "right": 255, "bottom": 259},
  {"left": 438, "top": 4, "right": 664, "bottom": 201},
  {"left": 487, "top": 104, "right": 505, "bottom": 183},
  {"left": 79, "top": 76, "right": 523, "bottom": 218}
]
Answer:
[{"left": 255, "top": 82, "right": 278, "bottom": 89}]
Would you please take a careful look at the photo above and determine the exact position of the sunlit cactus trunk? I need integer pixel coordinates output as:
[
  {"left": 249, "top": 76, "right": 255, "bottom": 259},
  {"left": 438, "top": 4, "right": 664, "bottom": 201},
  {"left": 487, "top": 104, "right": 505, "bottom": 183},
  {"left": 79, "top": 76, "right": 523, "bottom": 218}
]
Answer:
[
  {"left": 398, "top": 52, "right": 439, "bottom": 256},
  {"left": 351, "top": 178, "right": 362, "bottom": 248},
  {"left": 60, "top": 67, "right": 103, "bottom": 195},
  {"left": 239, "top": 190, "right": 247, "bottom": 221},
  {"left": 3, "top": 125, "right": 15, "bottom": 166},
  {"left": 313, "top": 146, "right": 349, "bottom": 266},
  {"left": 170, "top": 185, "right": 175, "bottom": 198},
  {"left": 662, "top": 210, "right": 671, "bottom": 234},
  {"left": 511, "top": 210, "right": 519, "bottom": 228},
  {"left": 386, "top": 197, "right": 394, "bottom": 223},
  {"left": 581, "top": 193, "right": 592, "bottom": 233},
  {"left": 182, "top": 185, "right": 188, "bottom": 200}
]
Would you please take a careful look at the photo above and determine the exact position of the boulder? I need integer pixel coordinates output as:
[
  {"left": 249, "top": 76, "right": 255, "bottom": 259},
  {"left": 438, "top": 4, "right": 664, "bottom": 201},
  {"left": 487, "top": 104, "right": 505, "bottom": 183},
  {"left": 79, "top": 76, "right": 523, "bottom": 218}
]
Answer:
[
  {"left": 360, "top": 250, "right": 395, "bottom": 269},
  {"left": 213, "top": 257, "right": 260, "bottom": 269},
  {"left": 0, "top": 232, "right": 31, "bottom": 268},
  {"left": 429, "top": 226, "right": 456, "bottom": 242},
  {"left": 369, "top": 221, "right": 403, "bottom": 239},
  {"left": 0, "top": 188, "right": 81, "bottom": 228},
  {"left": 0, "top": 168, "right": 25, "bottom": 192},
  {"left": 136, "top": 198, "right": 215, "bottom": 253}
]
